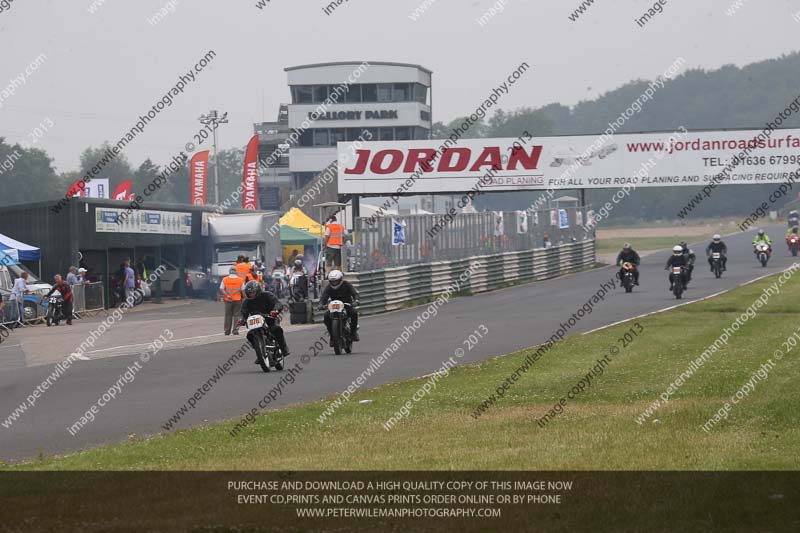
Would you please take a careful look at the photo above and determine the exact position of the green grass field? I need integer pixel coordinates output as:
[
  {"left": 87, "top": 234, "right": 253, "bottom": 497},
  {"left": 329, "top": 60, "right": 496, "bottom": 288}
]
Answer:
[{"left": 5, "top": 271, "right": 800, "bottom": 471}]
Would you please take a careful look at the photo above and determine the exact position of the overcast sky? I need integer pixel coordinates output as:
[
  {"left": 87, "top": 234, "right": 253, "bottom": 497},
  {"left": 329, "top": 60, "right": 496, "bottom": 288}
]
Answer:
[{"left": 1, "top": 0, "right": 797, "bottom": 173}]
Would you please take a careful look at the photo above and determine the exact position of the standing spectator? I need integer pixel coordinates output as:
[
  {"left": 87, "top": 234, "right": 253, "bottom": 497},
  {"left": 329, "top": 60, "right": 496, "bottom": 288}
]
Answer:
[
  {"left": 44, "top": 274, "right": 73, "bottom": 326},
  {"left": 324, "top": 214, "right": 346, "bottom": 270},
  {"left": 9, "top": 271, "right": 29, "bottom": 327},
  {"left": 77, "top": 268, "right": 88, "bottom": 283},
  {"left": 219, "top": 267, "right": 244, "bottom": 335},
  {"left": 66, "top": 266, "right": 80, "bottom": 286},
  {"left": 123, "top": 259, "right": 136, "bottom": 304},
  {"left": 235, "top": 255, "right": 254, "bottom": 282}
]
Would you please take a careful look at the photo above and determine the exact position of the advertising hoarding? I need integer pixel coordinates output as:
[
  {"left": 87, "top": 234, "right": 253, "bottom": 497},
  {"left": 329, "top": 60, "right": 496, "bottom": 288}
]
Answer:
[{"left": 337, "top": 128, "right": 800, "bottom": 194}]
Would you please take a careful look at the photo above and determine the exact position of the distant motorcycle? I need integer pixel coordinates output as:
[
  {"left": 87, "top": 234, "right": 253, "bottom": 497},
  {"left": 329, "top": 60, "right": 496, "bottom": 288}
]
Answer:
[
  {"left": 326, "top": 300, "right": 353, "bottom": 355},
  {"left": 669, "top": 266, "right": 686, "bottom": 299},
  {"left": 620, "top": 262, "right": 636, "bottom": 293},
  {"left": 270, "top": 271, "right": 287, "bottom": 299},
  {"left": 288, "top": 272, "right": 308, "bottom": 302},
  {"left": 244, "top": 312, "right": 285, "bottom": 373},
  {"left": 43, "top": 293, "right": 64, "bottom": 326},
  {"left": 710, "top": 252, "right": 723, "bottom": 279},
  {"left": 787, "top": 235, "right": 799, "bottom": 257},
  {"left": 754, "top": 242, "right": 771, "bottom": 267}
]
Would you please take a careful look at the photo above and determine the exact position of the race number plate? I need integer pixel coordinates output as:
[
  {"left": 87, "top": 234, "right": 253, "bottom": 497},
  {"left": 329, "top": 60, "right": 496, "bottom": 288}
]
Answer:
[{"left": 247, "top": 315, "right": 265, "bottom": 330}]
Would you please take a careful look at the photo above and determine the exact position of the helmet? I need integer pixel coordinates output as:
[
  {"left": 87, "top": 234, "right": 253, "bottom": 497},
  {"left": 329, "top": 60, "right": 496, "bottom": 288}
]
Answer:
[
  {"left": 275, "top": 257, "right": 283, "bottom": 264},
  {"left": 712, "top": 234, "right": 721, "bottom": 242},
  {"left": 294, "top": 259, "right": 302, "bottom": 267},
  {"left": 758, "top": 229, "right": 765, "bottom": 236},
  {"left": 623, "top": 242, "right": 631, "bottom": 250},
  {"left": 243, "top": 280, "right": 262, "bottom": 300},
  {"left": 679, "top": 241, "right": 687, "bottom": 248},
  {"left": 672, "top": 245, "right": 683, "bottom": 255},
  {"left": 328, "top": 269, "right": 343, "bottom": 288}
]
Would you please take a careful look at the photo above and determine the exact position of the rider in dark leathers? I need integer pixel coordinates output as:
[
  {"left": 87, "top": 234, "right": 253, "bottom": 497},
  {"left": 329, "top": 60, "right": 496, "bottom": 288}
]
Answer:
[
  {"left": 238, "top": 281, "right": 290, "bottom": 361},
  {"left": 665, "top": 245, "right": 689, "bottom": 290},
  {"left": 705, "top": 234, "right": 728, "bottom": 272},
  {"left": 616, "top": 243, "right": 641, "bottom": 285},
  {"left": 319, "top": 270, "right": 360, "bottom": 343},
  {"left": 679, "top": 241, "right": 696, "bottom": 283}
]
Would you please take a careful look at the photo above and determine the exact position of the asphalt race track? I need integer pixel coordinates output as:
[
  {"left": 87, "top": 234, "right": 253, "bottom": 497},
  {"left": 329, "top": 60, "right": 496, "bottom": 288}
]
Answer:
[{"left": 1, "top": 224, "right": 796, "bottom": 461}]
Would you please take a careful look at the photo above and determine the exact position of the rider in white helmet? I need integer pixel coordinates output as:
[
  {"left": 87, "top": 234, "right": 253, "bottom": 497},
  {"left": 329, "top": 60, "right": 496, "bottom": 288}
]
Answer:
[
  {"left": 319, "top": 270, "right": 360, "bottom": 343},
  {"left": 705, "top": 234, "right": 727, "bottom": 272},
  {"left": 665, "top": 245, "right": 689, "bottom": 290}
]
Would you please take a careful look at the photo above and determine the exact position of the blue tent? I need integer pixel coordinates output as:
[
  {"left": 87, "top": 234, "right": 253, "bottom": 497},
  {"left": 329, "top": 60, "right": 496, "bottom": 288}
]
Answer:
[
  {"left": 0, "top": 233, "right": 40, "bottom": 276},
  {"left": 0, "top": 249, "right": 19, "bottom": 266},
  {"left": 0, "top": 233, "right": 40, "bottom": 261}
]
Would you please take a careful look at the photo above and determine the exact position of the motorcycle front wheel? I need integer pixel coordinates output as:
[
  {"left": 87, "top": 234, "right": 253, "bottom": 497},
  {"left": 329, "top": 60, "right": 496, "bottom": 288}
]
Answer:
[{"left": 253, "top": 332, "right": 271, "bottom": 373}]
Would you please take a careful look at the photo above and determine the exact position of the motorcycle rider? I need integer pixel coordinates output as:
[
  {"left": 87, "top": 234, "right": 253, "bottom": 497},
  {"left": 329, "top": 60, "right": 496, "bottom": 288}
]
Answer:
[
  {"left": 785, "top": 225, "right": 799, "bottom": 239},
  {"left": 665, "top": 245, "right": 689, "bottom": 290},
  {"left": 752, "top": 229, "right": 772, "bottom": 255},
  {"left": 679, "top": 241, "right": 696, "bottom": 283},
  {"left": 43, "top": 274, "right": 73, "bottom": 325},
  {"left": 269, "top": 257, "right": 288, "bottom": 293},
  {"left": 616, "top": 243, "right": 640, "bottom": 285},
  {"left": 238, "top": 280, "right": 290, "bottom": 361},
  {"left": 705, "top": 234, "right": 728, "bottom": 272},
  {"left": 318, "top": 270, "right": 360, "bottom": 343},
  {"left": 788, "top": 209, "right": 799, "bottom": 228},
  {"left": 289, "top": 256, "right": 309, "bottom": 299}
]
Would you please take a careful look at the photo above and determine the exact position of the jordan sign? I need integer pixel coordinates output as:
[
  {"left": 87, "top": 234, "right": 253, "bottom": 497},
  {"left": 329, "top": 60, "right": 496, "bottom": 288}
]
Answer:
[{"left": 337, "top": 128, "right": 800, "bottom": 194}]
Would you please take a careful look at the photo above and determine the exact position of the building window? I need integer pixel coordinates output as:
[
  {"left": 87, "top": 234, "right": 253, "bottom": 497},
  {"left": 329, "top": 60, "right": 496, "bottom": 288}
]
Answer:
[
  {"left": 414, "top": 83, "right": 428, "bottom": 104},
  {"left": 377, "top": 84, "right": 393, "bottom": 102},
  {"left": 395, "top": 126, "right": 411, "bottom": 141},
  {"left": 313, "top": 85, "right": 329, "bottom": 103},
  {"left": 361, "top": 84, "right": 378, "bottom": 102},
  {"left": 363, "top": 127, "right": 379, "bottom": 142},
  {"left": 345, "top": 85, "right": 362, "bottom": 103},
  {"left": 414, "top": 127, "right": 430, "bottom": 140},
  {"left": 294, "top": 86, "right": 313, "bottom": 104},
  {"left": 393, "top": 83, "right": 411, "bottom": 102},
  {"left": 420, "top": 110, "right": 431, "bottom": 122},
  {"left": 313, "top": 129, "right": 329, "bottom": 147},
  {"left": 379, "top": 128, "right": 394, "bottom": 141},
  {"left": 346, "top": 128, "right": 365, "bottom": 142},
  {"left": 298, "top": 129, "right": 313, "bottom": 147},
  {"left": 329, "top": 128, "right": 346, "bottom": 146}
]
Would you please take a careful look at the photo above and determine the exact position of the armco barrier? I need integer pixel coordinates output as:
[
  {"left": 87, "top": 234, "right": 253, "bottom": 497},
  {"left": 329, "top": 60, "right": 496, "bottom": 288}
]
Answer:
[{"left": 332, "top": 240, "right": 595, "bottom": 317}]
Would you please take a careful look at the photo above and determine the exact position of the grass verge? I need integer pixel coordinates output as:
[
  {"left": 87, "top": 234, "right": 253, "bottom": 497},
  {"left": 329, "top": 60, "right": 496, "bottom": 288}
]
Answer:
[{"left": 4, "top": 270, "right": 800, "bottom": 471}]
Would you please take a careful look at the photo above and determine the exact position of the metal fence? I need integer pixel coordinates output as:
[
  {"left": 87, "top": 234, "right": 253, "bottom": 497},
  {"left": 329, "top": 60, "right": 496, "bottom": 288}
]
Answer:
[
  {"left": 347, "top": 206, "right": 593, "bottom": 272},
  {"left": 72, "top": 282, "right": 104, "bottom": 316}
]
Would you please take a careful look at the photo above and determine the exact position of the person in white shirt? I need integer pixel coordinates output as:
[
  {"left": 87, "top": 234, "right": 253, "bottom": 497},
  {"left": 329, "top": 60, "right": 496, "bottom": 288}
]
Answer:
[{"left": 9, "top": 271, "right": 29, "bottom": 326}]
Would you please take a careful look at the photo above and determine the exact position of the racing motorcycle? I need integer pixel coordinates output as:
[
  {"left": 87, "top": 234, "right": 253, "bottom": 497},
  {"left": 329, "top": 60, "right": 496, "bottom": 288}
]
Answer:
[
  {"left": 244, "top": 311, "right": 285, "bottom": 372},
  {"left": 787, "top": 234, "right": 800, "bottom": 257},
  {"left": 754, "top": 242, "right": 771, "bottom": 267},
  {"left": 710, "top": 252, "right": 724, "bottom": 279},
  {"left": 270, "top": 271, "right": 287, "bottom": 299},
  {"left": 43, "top": 292, "right": 64, "bottom": 326},
  {"left": 669, "top": 266, "right": 686, "bottom": 300},
  {"left": 620, "top": 262, "right": 636, "bottom": 293},
  {"left": 288, "top": 271, "right": 308, "bottom": 303},
  {"left": 327, "top": 300, "right": 353, "bottom": 355}
]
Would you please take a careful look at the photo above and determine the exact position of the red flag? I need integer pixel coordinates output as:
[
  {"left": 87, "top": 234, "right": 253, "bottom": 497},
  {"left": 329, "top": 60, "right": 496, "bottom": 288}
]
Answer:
[
  {"left": 190, "top": 151, "right": 209, "bottom": 205},
  {"left": 242, "top": 135, "right": 259, "bottom": 210},
  {"left": 66, "top": 179, "right": 86, "bottom": 199},
  {"left": 112, "top": 180, "right": 134, "bottom": 201}
]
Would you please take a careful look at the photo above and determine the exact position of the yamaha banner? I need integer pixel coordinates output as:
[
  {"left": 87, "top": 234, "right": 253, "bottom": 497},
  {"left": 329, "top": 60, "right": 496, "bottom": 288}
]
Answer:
[
  {"left": 190, "top": 150, "right": 209, "bottom": 206},
  {"left": 242, "top": 135, "right": 259, "bottom": 210}
]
